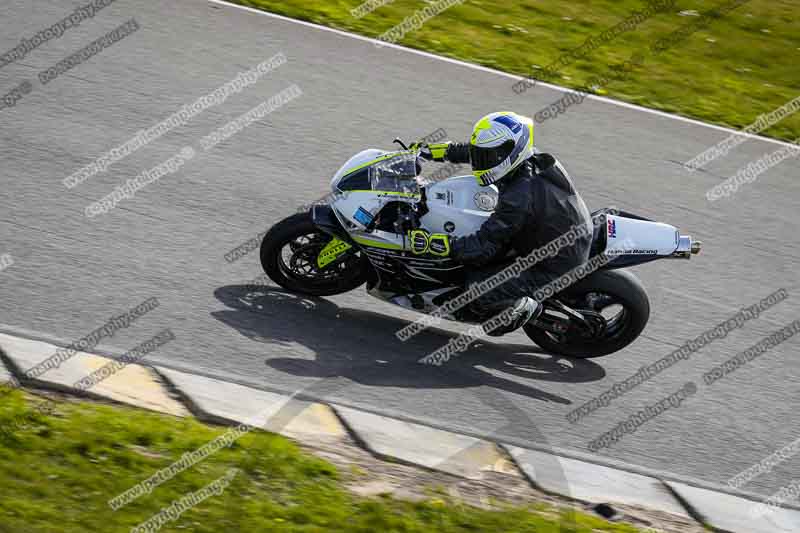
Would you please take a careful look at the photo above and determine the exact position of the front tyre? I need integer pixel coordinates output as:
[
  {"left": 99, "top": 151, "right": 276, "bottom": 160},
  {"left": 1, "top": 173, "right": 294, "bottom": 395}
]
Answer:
[
  {"left": 524, "top": 269, "right": 650, "bottom": 358},
  {"left": 260, "top": 212, "right": 368, "bottom": 296}
]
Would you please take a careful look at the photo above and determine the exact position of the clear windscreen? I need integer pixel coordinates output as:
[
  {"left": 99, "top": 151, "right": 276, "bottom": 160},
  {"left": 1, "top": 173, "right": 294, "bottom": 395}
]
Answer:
[{"left": 368, "top": 153, "right": 420, "bottom": 195}]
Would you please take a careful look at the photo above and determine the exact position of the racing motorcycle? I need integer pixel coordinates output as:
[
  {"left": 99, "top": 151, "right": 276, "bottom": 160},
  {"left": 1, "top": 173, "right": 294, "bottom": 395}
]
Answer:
[{"left": 260, "top": 140, "right": 701, "bottom": 358}]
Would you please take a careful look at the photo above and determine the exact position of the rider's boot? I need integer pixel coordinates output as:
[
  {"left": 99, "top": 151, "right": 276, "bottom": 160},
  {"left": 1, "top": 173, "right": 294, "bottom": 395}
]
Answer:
[{"left": 482, "top": 297, "right": 541, "bottom": 337}]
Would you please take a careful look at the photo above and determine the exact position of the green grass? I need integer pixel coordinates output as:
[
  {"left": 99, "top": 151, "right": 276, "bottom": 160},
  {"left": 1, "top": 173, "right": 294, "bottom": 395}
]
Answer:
[
  {"left": 233, "top": 0, "right": 800, "bottom": 141},
  {"left": 0, "top": 389, "right": 648, "bottom": 532}
]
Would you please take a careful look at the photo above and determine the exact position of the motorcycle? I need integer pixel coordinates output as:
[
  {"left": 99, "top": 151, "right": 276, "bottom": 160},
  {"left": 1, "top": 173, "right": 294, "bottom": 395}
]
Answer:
[{"left": 260, "top": 140, "right": 701, "bottom": 358}]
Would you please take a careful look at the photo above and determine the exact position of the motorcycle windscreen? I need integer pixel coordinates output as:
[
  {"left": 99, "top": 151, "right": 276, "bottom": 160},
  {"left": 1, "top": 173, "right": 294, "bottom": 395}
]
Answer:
[{"left": 368, "top": 153, "right": 421, "bottom": 196}]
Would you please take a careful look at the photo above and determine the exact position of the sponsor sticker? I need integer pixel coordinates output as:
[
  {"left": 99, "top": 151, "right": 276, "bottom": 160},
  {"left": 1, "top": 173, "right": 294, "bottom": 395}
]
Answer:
[
  {"left": 607, "top": 248, "right": 658, "bottom": 255},
  {"left": 353, "top": 207, "right": 374, "bottom": 226},
  {"left": 607, "top": 219, "right": 617, "bottom": 238},
  {"left": 473, "top": 191, "right": 497, "bottom": 211}
]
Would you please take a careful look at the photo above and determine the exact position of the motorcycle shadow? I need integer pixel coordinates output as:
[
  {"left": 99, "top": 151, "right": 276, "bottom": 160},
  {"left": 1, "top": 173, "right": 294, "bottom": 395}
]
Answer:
[{"left": 212, "top": 284, "right": 607, "bottom": 405}]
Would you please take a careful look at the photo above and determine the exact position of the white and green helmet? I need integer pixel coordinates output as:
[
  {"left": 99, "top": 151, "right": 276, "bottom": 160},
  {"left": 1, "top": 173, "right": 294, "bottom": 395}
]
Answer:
[{"left": 469, "top": 111, "right": 535, "bottom": 186}]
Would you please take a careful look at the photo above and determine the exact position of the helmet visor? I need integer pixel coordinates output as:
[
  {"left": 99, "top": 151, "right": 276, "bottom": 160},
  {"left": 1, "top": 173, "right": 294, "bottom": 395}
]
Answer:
[{"left": 469, "top": 140, "right": 515, "bottom": 171}]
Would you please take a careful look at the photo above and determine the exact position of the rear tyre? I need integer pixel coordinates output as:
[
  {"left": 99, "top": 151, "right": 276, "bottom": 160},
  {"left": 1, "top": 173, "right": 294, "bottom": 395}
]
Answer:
[
  {"left": 260, "top": 212, "right": 368, "bottom": 296},
  {"left": 524, "top": 269, "right": 650, "bottom": 358}
]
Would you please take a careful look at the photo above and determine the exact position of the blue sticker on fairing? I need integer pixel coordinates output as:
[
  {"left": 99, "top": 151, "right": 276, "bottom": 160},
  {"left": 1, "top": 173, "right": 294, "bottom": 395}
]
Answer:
[{"left": 354, "top": 207, "right": 374, "bottom": 226}]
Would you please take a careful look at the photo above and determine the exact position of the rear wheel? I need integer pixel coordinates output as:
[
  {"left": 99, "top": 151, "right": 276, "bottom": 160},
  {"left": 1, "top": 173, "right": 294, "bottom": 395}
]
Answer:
[
  {"left": 524, "top": 269, "right": 650, "bottom": 358},
  {"left": 260, "top": 212, "right": 368, "bottom": 296}
]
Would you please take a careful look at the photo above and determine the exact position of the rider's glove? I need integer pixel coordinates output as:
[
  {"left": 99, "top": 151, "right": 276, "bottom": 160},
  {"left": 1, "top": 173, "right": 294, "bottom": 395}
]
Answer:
[{"left": 419, "top": 142, "right": 450, "bottom": 161}]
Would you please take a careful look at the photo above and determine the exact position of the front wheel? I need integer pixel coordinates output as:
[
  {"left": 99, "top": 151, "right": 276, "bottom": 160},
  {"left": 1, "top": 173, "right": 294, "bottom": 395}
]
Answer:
[
  {"left": 260, "top": 212, "right": 368, "bottom": 296},
  {"left": 524, "top": 269, "right": 650, "bottom": 358}
]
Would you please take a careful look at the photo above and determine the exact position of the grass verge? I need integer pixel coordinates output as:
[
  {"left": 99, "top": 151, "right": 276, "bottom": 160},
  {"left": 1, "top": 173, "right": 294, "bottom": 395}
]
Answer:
[
  {"left": 232, "top": 0, "right": 800, "bottom": 141},
  {"left": 0, "top": 388, "right": 654, "bottom": 532}
]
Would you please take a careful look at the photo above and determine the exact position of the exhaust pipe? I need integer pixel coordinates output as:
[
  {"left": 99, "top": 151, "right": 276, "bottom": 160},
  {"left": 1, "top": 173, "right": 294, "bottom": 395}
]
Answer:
[{"left": 672, "top": 235, "right": 701, "bottom": 259}]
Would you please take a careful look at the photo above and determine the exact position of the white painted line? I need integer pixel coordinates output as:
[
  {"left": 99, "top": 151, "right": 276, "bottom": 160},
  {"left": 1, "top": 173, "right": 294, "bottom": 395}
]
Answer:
[{"left": 206, "top": 0, "right": 796, "bottom": 148}]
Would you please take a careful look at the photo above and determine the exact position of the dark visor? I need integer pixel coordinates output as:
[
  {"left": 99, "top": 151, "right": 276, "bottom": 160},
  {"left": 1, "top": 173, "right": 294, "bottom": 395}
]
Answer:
[{"left": 469, "top": 140, "right": 515, "bottom": 171}]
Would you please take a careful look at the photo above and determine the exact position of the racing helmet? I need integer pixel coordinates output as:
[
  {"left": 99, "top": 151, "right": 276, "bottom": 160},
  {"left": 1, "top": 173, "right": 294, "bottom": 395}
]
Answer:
[{"left": 469, "top": 111, "right": 534, "bottom": 186}]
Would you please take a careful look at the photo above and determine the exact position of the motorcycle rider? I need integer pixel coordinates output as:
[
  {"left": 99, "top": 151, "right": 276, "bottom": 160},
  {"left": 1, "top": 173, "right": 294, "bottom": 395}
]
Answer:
[{"left": 412, "top": 111, "right": 592, "bottom": 336}]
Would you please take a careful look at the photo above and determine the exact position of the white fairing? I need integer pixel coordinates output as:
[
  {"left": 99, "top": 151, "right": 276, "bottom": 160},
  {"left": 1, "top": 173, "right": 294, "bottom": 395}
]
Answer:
[
  {"left": 329, "top": 149, "right": 413, "bottom": 250},
  {"left": 604, "top": 214, "right": 680, "bottom": 256},
  {"left": 420, "top": 176, "right": 498, "bottom": 236},
  {"left": 328, "top": 152, "right": 498, "bottom": 249},
  {"left": 330, "top": 149, "right": 387, "bottom": 186}
]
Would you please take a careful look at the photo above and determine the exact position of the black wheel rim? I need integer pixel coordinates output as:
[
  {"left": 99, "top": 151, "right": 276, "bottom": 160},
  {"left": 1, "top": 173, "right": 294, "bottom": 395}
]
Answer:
[{"left": 542, "top": 291, "right": 633, "bottom": 346}]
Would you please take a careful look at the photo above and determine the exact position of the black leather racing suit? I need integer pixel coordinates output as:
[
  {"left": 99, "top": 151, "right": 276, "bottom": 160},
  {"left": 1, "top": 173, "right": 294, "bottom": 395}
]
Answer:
[{"left": 442, "top": 143, "right": 593, "bottom": 316}]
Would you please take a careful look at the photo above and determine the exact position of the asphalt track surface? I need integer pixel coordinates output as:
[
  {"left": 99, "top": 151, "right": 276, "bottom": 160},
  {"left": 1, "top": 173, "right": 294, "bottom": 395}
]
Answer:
[{"left": 1, "top": 0, "right": 799, "bottom": 500}]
